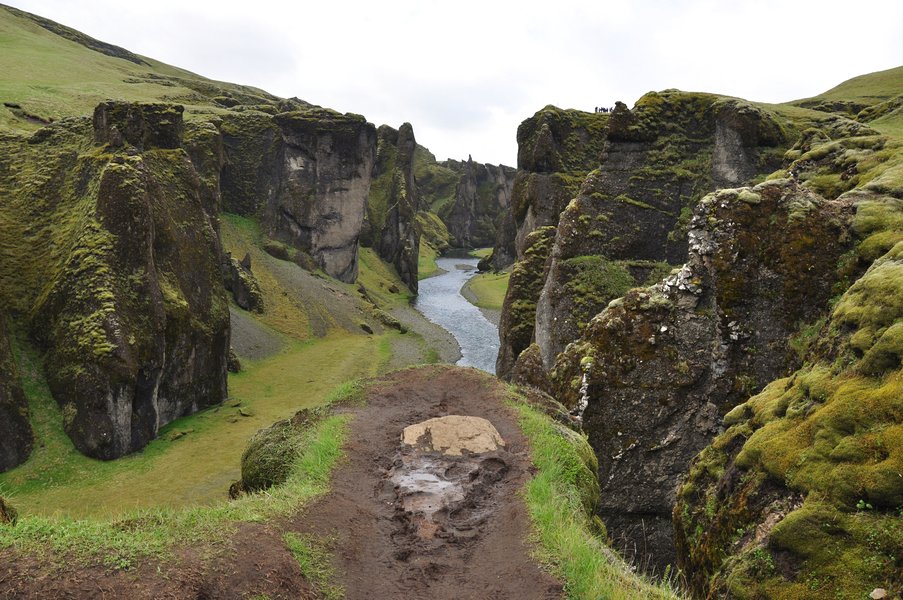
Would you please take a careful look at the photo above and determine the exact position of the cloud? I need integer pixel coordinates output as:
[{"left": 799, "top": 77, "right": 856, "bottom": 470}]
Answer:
[{"left": 6, "top": 0, "right": 902, "bottom": 165}]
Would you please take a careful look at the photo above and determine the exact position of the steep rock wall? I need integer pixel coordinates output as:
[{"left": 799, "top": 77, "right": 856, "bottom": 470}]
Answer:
[
  {"left": 220, "top": 108, "right": 377, "bottom": 282},
  {"left": 362, "top": 123, "right": 421, "bottom": 292},
  {"left": 440, "top": 157, "right": 515, "bottom": 249},
  {"left": 547, "top": 179, "right": 854, "bottom": 572},
  {"left": 497, "top": 93, "right": 788, "bottom": 378},
  {"left": 0, "top": 102, "right": 230, "bottom": 460},
  {"left": 673, "top": 126, "right": 903, "bottom": 599},
  {"left": 0, "top": 317, "right": 32, "bottom": 472}
]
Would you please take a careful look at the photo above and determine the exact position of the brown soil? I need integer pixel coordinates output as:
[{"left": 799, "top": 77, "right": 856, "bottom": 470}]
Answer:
[{"left": 0, "top": 366, "right": 561, "bottom": 599}]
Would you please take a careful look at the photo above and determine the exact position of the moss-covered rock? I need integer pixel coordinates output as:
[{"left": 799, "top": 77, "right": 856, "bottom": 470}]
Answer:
[
  {"left": 439, "top": 157, "right": 516, "bottom": 249},
  {"left": 675, "top": 243, "right": 903, "bottom": 600},
  {"left": 496, "top": 226, "right": 557, "bottom": 377},
  {"left": 0, "top": 318, "right": 32, "bottom": 472},
  {"left": 240, "top": 407, "right": 323, "bottom": 492},
  {"left": 497, "top": 92, "right": 792, "bottom": 376},
  {"left": 220, "top": 107, "right": 377, "bottom": 282},
  {"left": 362, "top": 123, "right": 421, "bottom": 292},
  {"left": 547, "top": 178, "right": 855, "bottom": 572},
  {"left": 224, "top": 254, "right": 264, "bottom": 313},
  {"left": 0, "top": 495, "right": 17, "bottom": 525},
  {"left": 1, "top": 101, "right": 229, "bottom": 460}
]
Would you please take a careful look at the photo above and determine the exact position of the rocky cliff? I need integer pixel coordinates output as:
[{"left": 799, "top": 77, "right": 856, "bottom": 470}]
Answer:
[
  {"left": 497, "top": 94, "right": 788, "bottom": 377},
  {"left": 673, "top": 120, "right": 903, "bottom": 599},
  {"left": 440, "top": 157, "right": 516, "bottom": 249},
  {"left": 0, "top": 318, "right": 32, "bottom": 471},
  {"left": 548, "top": 179, "right": 855, "bottom": 571},
  {"left": 412, "top": 146, "right": 515, "bottom": 257},
  {"left": 219, "top": 107, "right": 377, "bottom": 283},
  {"left": 362, "top": 123, "right": 421, "bottom": 292},
  {"left": 0, "top": 102, "right": 230, "bottom": 460},
  {"left": 493, "top": 67, "right": 903, "bottom": 595}
]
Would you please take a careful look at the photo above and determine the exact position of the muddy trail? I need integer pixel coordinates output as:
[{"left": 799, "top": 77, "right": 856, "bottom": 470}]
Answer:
[
  {"left": 294, "top": 366, "right": 562, "bottom": 599},
  {"left": 1, "top": 366, "right": 562, "bottom": 599}
]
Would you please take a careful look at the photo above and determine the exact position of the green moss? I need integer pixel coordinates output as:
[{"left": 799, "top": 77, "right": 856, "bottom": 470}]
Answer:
[{"left": 501, "top": 226, "right": 557, "bottom": 363}]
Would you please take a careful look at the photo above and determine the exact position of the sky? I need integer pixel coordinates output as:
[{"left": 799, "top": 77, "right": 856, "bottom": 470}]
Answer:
[{"left": 7, "top": 0, "right": 903, "bottom": 165}]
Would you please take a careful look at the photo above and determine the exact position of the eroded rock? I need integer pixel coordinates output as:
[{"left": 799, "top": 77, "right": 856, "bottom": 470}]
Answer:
[{"left": 0, "top": 318, "right": 32, "bottom": 472}]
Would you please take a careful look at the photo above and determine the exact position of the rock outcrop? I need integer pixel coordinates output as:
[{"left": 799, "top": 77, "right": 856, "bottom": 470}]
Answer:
[
  {"left": 673, "top": 125, "right": 903, "bottom": 599},
  {"left": 547, "top": 179, "right": 854, "bottom": 571},
  {"left": 1, "top": 102, "right": 230, "bottom": 460},
  {"left": 224, "top": 253, "right": 264, "bottom": 313},
  {"left": 497, "top": 93, "right": 789, "bottom": 378},
  {"left": 440, "top": 157, "right": 516, "bottom": 249},
  {"left": 220, "top": 108, "right": 377, "bottom": 282},
  {"left": 412, "top": 145, "right": 516, "bottom": 263},
  {"left": 362, "top": 123, "right": 421, "bottom": 292},
  {"left": 0, "top": 318, "right": 32, "bottom": 472}
]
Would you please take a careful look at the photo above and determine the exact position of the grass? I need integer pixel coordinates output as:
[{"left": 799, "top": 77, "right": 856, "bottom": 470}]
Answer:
[
  {"left": 356, "top": 246, "right": 413, "bottom": 307},
  {"left": 0, "top": 407, "right": 351, "bottom": 569},
  {"left": 0, "top": 335, "right": 381, "bottom": 518},
  {"left": 417, "top": 241, "right": 443, "bottom": 280},
  {"left": 509, "top": 396, "right": 683, "bottom": 599},
  {"left": 283, "top": 532, "right": 344, "bottom": 600},
  {"left": 0, "top": 5, "right": 274, "bottom": 134},
  {"left": 794, "top": 65, "right": 903, "bottom": 105},
  {"left": 464, "top": 270, "right": 510, "bottom": 310}
]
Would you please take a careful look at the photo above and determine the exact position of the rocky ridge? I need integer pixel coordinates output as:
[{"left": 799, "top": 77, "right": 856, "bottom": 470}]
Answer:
[{"left": 496, "top": 67, "right": 903, "bottom": 597}]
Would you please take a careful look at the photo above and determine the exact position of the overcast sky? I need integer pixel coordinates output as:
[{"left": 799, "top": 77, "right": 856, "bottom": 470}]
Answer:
[{"left": 7, "top": 0, "right": 903, "bottom": 165}]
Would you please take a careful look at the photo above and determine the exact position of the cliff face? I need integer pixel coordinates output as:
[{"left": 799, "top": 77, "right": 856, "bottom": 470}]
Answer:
[
  {"left": 362, "top": 123, "right": 421, "bottom": 292},
  {"left": 496, "top": 94, "right": 788, "bottom": 377},
  {"left": 548, "top": 179, "right": 855, "bottom": 571},
  {"left": 440, "top": 157, "right": 516, "bottom": 249},
  {"left": 673, "top": 126, "right": 903, "bottom": 599},
  {"left": 220, "top": 108, "right": 377, "bottom": 283},
  {"left": 494, "top": 106, "right": 608, "bottom": 375},
  {"left": 0, "top": 318, "right": 32, "bottom": 472},
  {"left": 0, "top": 102, "right": 230, "bottom": 460}
]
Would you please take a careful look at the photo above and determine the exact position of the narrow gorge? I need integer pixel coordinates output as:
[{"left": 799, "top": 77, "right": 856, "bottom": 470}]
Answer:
[{"left": 0, "top": 4, "right": 901, "bottom": 599}]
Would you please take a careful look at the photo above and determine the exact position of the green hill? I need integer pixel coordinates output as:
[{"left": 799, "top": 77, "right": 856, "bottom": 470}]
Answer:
[{"left": 0, "top": 3, "right": 285, "bottom": 134}]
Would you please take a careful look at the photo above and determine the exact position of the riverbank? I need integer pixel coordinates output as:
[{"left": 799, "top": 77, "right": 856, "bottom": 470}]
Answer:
[
  {"left": 460, "top": 268, "right": 510, "bottom": 326},
  {"left": 414, "top": 257, "right": 499, "bottom": 373}
]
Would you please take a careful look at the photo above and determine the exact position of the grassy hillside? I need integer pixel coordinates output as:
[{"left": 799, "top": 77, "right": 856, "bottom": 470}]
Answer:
[
  {"left": 0, "top": 3, "right": 282, "bottom": 134},
  {"left": 794, "top": 65, "right": 903, "bottom": 106}
]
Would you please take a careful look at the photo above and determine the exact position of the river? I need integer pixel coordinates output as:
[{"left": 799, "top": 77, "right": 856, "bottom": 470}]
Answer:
[{"left": 414, "top": 256, "right": 499, "bottom": 374}]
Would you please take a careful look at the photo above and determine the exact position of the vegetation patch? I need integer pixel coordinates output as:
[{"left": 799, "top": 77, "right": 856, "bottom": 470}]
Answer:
[
  {"left": 508, "top": 394, "right": 681, "bottom": 599},
  {"left": 283, "top": 532, "right": 344, "bottom": 600}
]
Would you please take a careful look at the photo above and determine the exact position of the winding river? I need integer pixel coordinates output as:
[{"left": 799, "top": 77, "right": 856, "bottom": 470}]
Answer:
[{"left": 414, "top": 257, "right": 499, "bottom": 374}]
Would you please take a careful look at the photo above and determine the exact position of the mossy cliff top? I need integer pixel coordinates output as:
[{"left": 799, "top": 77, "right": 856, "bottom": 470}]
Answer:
[{"left": 516, "top": 105, "right": 609, "bottom": 174}]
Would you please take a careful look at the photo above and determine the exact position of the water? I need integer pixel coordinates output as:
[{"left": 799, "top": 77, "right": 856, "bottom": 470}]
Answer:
[{"left": 414, "top": 257, "right": 499, "bottom": 374}]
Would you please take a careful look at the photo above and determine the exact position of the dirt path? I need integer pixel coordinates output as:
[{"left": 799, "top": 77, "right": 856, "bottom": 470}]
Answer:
[
  {"left": 0, "top": 366, "right": 561, "bottom": 599},
  {"left": 290, "top": 366, "right": 562, "bottom": 599}
]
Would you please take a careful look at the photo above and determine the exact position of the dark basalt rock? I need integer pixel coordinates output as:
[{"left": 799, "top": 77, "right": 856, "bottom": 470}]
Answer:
[
  {"left": 26, "top": 101, "right": 230, "bottom": 460},
  {"left": 221, "top": 108, "right": 377, "bottom": 283},
  {"left": 93, "top": 101, "right": 184, "bottom": 150},
  {"left": 362, "top": 123, "right": 421, "bottom": 292},
  {"left": 440, "top": 157, "right": 516, "bottom": 250},
  {"left": 549, "top": 179, "right": 855, "bottom": 572},
  {"left": 224, "top": 254, "right": 264, "bottom": 313},
  {"left": 0, "top": 318, "right": 32, "bottom": 472},
  {"left": 496, "top": 92, "right": 790, "bottom": 378}
]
